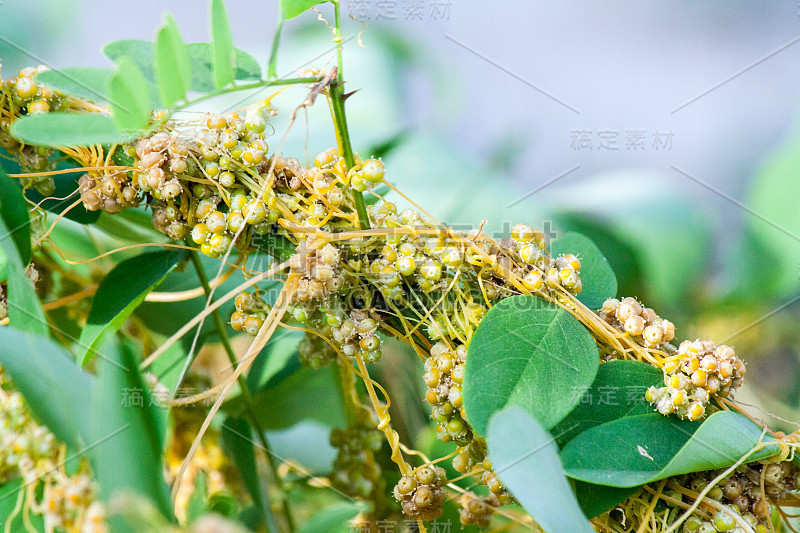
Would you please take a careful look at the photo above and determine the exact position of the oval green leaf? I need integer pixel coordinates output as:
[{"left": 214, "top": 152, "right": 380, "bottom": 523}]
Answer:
[
  {"left": 10, "top": 113, "right": 128, "bottom": 147},
  {"left": 561, "top": 410, "right": 780, "bottom": 488},
  {"left": 90, "top": 340, "right": 172, "bottom": 521},
  {"left": 242, "top": 365, "right": 346, "bottom": 430},
  {"left": 186, "top": 43, "right": 262, "bottom": 92},
  {"left": 221, "top": 417, "right": 270, "bottom": 528},
  {"left": 108, "top": 57, "right": 151, "bottom": 134},
  {"left": 573, "top": 480, "right": 638, "bottom": 519},
  {"left": 281, "top": 0, "right": 330, "bottom": 19},
  {"left": 551, "top": 360, "right": 662, "bottom": 447},
  {"left": 79, "top": 249, "right": 186, "bottom": 366},
  {"left": 103, "top": 40, "right": 155, "bottom": 79},
  {"left": 155, "top": 14, "right": 191, "bottom": 107},
  {"left": 550, "top": 231, "right": 617, "bottom": 309},
  {"left": 0, "top": 327, "right": 95, "bottom": 448},
  {"left": 35, "top": 67, "right": 112, "bottom": 102},
  {"left": 210, "top": 0, "right": 235, "bottom": 89},
  {"left": 0, "top": 213, "right": 47, "bottom": 336},
  {"left": 0, "top": 167, "right": 31, "bottom": 264},
  {"left": 463, "top": 295, "right": 599, "bottom": 436},
  {"left": 487, "top": 406, "right": 594, "bottom": 533},
  {"left": 185, "top": 470, "right": 209, "bottom": 523}
]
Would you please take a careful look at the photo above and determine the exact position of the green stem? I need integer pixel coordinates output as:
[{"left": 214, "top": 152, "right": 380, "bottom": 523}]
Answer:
[
  {"left": 333, "top": 0, "right": 344, "bottom": 80},
  {"left": 330, "top": 1, "right": 370, "bottom": 230},
  {"left": 188, "top": 251, "right": 296, "bottom": 533},
  {"left": 267, "top": 18, "right": 284, "bottom": 80},
  {"left": 183, "top": 76, "right": 321, "bottom": 111}
]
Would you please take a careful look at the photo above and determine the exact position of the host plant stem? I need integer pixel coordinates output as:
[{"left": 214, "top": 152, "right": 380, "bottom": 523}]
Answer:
[
  {"left": 189, "top": 251, "right": 296, "bottom": 533},
  {"left": 331, "top": 0, "right": 370, "bottom": 230}
]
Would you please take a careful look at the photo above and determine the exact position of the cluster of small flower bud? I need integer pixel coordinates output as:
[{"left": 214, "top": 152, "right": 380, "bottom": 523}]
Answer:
[
  {"left": 0, "top": 389, "right": 58, "bottom": 484},
  {"left": 599, "top": 296, "right": 676, "bottom": 350},
  {"left": 230, "top": 291, "right": 269, "bottom": 337},
  {"left": 282, "top": 240, "right": 385, "bottom": 363},
  {"left": 42, "top": 472, "right": 106, "bottom": 533},
  {"left": 0, "top": 66, "right": 61, "bottom": 194},
  {"left": 297, "top": 331, "right": 337, "bottom": 369},
  {"left": 291, "top": 243, "right": 346, "bottom": 304},
  {"left": 458, "top": 491, "right": 499, "bottom": 529},
  {"left": 511, "top": 223, "right": 583, "bottom": 295},
  {"left": 133, "top": 132, "right": 189, "bottom": 201},
  {"left": 116, "top": 107, "right": 285, "bottom": 250},
  {"left": 423, "top": 341, "right": 470, "bottom": 445},
  {"left": 329, "top": 410, "right": 384, "bottom": 500},
  {"left": 393, "top": 465, "right": 447, "bottom": 521},
  {"left": 189, "top": 190, "right": 269, "bottom": 257},
  {"left": 1, "top": 366, "right": 107, "bottom": 532},
  {"left": 314, "top": 147, "right": 384, "bottom": 193},
  {"left": 637, "top": 460, "right": 800, "bottom": 533},
  {"left": 646, "top": 339, "right": 745, "bottom": 421},
  {"left": 449, "top": 437, "right": 512, "bottom": 506},
  {"left": 78, "top": 172, "right": 129, "bottom": 214},
  {"left": 1, "top": 65, "right": 64, "bottom": 115},
  {"left": 332, "top": 308, "right": 383, "bottom": 364}
]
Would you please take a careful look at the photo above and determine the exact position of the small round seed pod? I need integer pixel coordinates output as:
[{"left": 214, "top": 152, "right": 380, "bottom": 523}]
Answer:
[{"left": 624, "top": 315, "right": 645, "bottom": 336}]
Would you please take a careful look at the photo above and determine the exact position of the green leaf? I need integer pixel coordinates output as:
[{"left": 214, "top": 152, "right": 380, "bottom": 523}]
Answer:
[
  {"left": 35, "top": 67, "right": 112, "bottom": 102},
  {"left": 210, "top": 0, "right": 235, "bottom": 89},
  {"left": 103, "top": 40, "right": 156, "bottom": 79},
  {"left": 106, "top": 39, "right": 259, "bottom": 94},
  {"left": 95, "top": 209, "right": 166, "bottom": 244},
  {"left": 90, "top": 340, "right": 172, "bottom": 521},
  {"left": 281, "top": 0, "right": 329, "bottom": 20},
  {"left": 554, "top": 213, "right": 643, "bottom": 301},
  {"left": 573, "top": 480, "right": 638, "bottom": 519},
  {"left": 487, "top": 406, "right": 594, "bottom": 533},
  {"left": 155, "top": 14, "right": 191, "bottom": 108},
  {"left": 134, "top": 252, "right": 263, "bottom": 338},
  {"left": 246, "top": 330, "right": 303, "bottom": 391},
  {"left": 0, "top": 168, "right": 31, "bottom": 264},
  {"left": 550, "top": 231, "right": 617, "bottom": 309},
  {"left": 0, "top": 215, "right": 47, "bottom": 336},
  {"left": 560, "top": 411, "right": 780, "bottom": 488},
  {"left": 79, "top": 249, "right": 186, "bottom": 366},
  {"left": 207, "top": 491, "right": 241, "bottom": 518},
  {"left": 108, "top": 57, "right": 151, "bottom": 134},
  {"left": 186, "top": 43, "right": 262, "bottom": 92},
  {"left": 245, "top": 365, "right": 346, "bottom": 430},
  {"left": 551, "top": 360, "right": 662, "bottom": 447},
  {"left": 298, "top": 502, "right": 367, "bottom": 533},
  {"left": 186, "top": 470, "right": 208, "bottom": 523},
  {"left": 221, "top": 417, "right": 268, "bottom": 528},
  {"left": 0, "top": 327, "right": 94, "bottom": 448},
  {"left": 10, "top": 113, "right": 127, "bottom": 147},
  {"left": 463, "top": 295, "right": 599, "bottom": 436}
]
